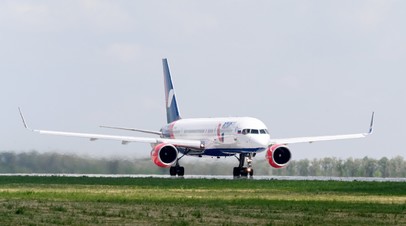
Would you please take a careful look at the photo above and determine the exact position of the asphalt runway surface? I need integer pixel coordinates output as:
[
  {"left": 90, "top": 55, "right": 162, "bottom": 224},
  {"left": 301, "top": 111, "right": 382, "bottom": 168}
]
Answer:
[{"left": 1, "top": 173, "right": 405, "bottom": 182}]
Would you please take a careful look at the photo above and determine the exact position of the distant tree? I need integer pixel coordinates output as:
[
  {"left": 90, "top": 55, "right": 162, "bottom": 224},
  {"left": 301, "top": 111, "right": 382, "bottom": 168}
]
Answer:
[
  {"left": 343, "top": 158, "right": 355, "bottom": 177},
  {"left": 335, "top": 159, "right": 345, "bottom": 177},
  {"left": 309, "top": 159, "right": 321, "bottom": 176},
  {"left": 361, "top": 157, "right": 378, "bottom": 177},
  {"left": 378, "top": 157, "right": 389, "bottom": 178},
  {"left": 285, "top": 161, "right": 297, "bottom": 176},
  {"left": 389, "top": 156, "right": 405, "bottom": 177},
  {"left": 320, "top": 157, "right": 334, "bottom": 176},
  {"left": 0, "top": 151, "right": 405, "bottom": 177},
  {"left": 297, "top": 159, "right": 310, "bottom": 176}
]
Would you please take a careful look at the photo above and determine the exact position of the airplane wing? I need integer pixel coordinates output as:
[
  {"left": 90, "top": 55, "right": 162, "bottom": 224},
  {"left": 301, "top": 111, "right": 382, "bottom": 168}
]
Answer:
[
  {"left": 99, "top": 125, "right": 163, "bottom": 136},
  {"left": 269, "top": 112, "right": 374, "bottom": 145},
  {"left": 18, "top": 109, "right": 204, "bottom": 149},
  {"left": 33, "top": 130, "right": 204, "bottom": 148}
]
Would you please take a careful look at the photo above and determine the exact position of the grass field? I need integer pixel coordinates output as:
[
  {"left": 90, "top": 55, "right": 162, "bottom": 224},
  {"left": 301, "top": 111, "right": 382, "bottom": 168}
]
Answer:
[{"left": 0, "top": 176, "right": 405, "bottom": 225}]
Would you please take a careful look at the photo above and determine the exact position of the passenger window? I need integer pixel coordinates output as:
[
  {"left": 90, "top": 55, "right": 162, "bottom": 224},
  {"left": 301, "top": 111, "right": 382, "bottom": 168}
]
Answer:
[{"left": 251, "top": 129, "right": 259, "bottom": 134}]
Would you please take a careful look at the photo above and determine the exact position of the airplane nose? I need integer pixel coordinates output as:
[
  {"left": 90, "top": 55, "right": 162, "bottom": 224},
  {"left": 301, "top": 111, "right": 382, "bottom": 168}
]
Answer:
[{"left": 252, "top": 135, "right": 270, "bottom": 147}]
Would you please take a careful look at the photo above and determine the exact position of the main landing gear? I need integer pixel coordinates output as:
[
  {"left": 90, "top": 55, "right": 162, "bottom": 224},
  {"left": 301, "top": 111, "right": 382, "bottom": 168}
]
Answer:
[
  {"left": 169, "top": 164, "right": 184, "bottom": 176},
  {"left": 169, "top": 151, "right": 187, "bottom": 177},
  {"left": 233, "top": 153, "right": 254, "bottom": 178}
]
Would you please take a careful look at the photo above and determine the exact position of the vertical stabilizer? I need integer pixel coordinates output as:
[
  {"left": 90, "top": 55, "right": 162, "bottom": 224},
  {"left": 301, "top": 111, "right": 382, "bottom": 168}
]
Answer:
[{"left": 162, "top": 58, "right": 181, "bottom": 123}]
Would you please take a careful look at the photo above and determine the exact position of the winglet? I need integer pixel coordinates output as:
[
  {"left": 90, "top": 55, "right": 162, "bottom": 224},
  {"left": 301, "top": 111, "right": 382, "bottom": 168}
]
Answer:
[
  {"left": 18, "top": 107, "right": 31, "bottom": 130},
  {"left": 368, "top": 112, "right": 375, "bottom": 135}
]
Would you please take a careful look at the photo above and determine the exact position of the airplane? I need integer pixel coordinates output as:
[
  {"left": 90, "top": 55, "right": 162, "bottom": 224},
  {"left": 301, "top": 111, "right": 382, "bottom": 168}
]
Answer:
[{"left": 19, "top": 58, "right": 374, "bottom": 177}]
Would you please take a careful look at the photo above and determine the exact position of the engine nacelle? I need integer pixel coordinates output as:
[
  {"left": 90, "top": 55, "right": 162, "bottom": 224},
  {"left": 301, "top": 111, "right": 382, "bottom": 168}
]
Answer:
[
  {"left": 150, "top": 143, "right": 178, "bottom": 168},
  {"left": 266, "top": 144, "right": 292, "bottom": 168}
]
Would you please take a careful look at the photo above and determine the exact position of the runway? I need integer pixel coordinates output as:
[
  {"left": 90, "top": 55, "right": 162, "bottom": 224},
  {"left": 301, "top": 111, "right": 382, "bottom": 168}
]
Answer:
[{"left": 1, "top": 174, "right": 405, "bottom": 182}]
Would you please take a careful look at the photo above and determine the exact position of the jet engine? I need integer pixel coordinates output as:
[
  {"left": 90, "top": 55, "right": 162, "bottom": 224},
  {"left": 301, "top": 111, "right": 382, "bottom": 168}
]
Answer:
[
  {"left": 266, "top": 144, "right": 292, "bottom": 168},
  {"left": 150, "top": 143, "right": 179, "bottom": 168}
]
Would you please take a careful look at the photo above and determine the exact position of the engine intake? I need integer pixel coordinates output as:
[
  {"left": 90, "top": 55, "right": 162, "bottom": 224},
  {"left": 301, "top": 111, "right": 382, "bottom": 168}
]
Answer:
[
  {"left": 266, "top": 144, "right": 292, "bottom": 168},
  {"left": 151, "top": 143, "right": 178, "bottom": 168}
]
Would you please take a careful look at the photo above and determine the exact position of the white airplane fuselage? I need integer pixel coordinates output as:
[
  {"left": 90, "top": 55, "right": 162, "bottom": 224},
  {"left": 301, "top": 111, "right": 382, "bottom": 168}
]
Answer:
[{"left": 160, "top": 117, "right": 270, "bottom": 156}]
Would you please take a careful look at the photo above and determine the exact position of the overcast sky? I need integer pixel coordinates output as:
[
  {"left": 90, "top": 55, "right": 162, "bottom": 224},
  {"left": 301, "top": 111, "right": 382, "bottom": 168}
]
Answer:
[{"left": 1, "top": 1, "right": 405, "bottom": 162}]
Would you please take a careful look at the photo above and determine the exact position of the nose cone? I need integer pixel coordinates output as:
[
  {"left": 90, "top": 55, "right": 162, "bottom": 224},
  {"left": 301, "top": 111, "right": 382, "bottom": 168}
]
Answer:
[{"left": 251, "top": 135, "right": 270, "bottom": 148}]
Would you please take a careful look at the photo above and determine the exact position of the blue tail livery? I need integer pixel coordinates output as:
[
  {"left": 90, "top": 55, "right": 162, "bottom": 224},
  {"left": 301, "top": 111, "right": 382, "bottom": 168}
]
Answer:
[{"left": 162, "top": 58, "right": 181, "bottom": 123}]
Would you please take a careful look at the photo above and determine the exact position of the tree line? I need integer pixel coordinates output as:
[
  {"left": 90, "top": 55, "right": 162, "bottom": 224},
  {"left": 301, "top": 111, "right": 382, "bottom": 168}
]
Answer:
[
  {"left": 0, "top": 151, "right": 405, "bottom": 177},
  {"left": 255, "top": 156, "right": 406, "bottom": 178}
]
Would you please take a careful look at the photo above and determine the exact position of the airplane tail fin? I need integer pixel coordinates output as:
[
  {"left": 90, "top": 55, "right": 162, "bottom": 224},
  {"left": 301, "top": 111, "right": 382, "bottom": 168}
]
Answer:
[{"left": 162, "top": 58, "right": 181, "bottom": 123}]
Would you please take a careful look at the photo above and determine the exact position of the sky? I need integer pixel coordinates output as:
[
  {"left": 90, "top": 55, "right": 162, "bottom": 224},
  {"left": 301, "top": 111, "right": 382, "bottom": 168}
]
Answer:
[{"left": 1, "top": 0, "right": 405, "bottom": 162}]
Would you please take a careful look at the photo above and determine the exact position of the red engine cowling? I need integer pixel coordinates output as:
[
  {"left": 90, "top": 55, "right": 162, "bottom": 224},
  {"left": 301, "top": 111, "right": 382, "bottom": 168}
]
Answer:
[
  {"left": 266, "top": 144, "right": 292, "bottom": 168},
  {"left": 151, "top": 143, "right": 178, "bottom": 168}
]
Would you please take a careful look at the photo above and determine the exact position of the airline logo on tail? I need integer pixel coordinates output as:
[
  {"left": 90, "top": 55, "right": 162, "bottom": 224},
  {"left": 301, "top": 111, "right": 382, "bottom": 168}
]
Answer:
[{"left": 167, "top": 89, "right": 175, "bottom": 108}]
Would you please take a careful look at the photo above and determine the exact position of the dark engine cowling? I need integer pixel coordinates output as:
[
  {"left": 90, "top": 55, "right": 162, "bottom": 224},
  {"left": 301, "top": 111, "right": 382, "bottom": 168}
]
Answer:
[
  {"left": 150, "top": 143, "right": 178, "bottom": 168},
  {"left": 266, "top": 144, "right": 292, "bottom": 168}
]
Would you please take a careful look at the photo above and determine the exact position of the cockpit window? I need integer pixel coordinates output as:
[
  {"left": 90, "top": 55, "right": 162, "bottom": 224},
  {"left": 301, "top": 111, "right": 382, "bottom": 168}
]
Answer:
[{"left": 241, "top": 128, "right": 268, "bottom": 135}]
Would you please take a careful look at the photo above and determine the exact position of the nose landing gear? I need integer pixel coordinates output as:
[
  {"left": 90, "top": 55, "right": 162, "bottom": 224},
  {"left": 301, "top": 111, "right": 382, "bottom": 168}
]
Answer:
[{"left": 233, "top": 153, "right": 254, "bottom": 178}]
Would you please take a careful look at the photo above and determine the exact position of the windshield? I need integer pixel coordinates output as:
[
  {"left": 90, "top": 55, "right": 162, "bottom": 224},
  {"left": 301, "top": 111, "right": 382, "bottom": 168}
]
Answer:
[{"left": 241, "top": 129, "right": 269, "bottom": 135}]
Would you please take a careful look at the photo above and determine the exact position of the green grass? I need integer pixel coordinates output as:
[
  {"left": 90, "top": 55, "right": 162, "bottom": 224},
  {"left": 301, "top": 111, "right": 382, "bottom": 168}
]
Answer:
[{"left": 0, "top": 176, "right": 405, "bottom": 225}]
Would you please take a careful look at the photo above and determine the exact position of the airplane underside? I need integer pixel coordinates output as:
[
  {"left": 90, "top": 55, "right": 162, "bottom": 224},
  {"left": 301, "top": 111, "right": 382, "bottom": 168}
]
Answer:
[
  {"left": 178, "top": 147, "right": 266, "bottom": 157},
  {"left": 170, "top": 147, "right": 264, "bottom": 178}
]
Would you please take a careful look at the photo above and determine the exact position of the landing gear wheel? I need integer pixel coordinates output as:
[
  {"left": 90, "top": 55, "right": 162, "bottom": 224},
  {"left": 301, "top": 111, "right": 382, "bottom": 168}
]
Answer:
[
  {"left": 170, "top": 166, "right": 185, "bottom": 177},
  {"left": 178, "top": 167, "right": 185, "bottom": 176},
  {"left": 170, "top": 167, "right": 177, "bottom": 176},
  {"left": 233, "top": 153, "right": 255, "bottom": 178},
  {"left": 240, "top": 167, "right": 248, "bottom": 177},
  {"left": 233, "top": 167, "right": 240, "bottom": 177},
  {"left": 249, "top": 169, "right": 254, "bottom": 177}
]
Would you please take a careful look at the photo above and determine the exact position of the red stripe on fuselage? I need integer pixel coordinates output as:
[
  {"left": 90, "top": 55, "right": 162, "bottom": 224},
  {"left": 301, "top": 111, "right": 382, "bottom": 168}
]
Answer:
[
  {"left": 217, "top": 123, "right": 223, "bottom": 143},
  {"left": 169, "top": 122, "right": 176, "bottom": 139}
]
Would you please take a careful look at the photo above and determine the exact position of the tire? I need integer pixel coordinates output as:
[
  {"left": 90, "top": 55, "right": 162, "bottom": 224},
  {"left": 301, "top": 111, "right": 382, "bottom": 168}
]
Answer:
[
  {"left": 169, "top": 167, "right": 177, "bottom": 176},
  {"left": 240, "top": 167, "right": 248, "bottom": 177},
  {"left": 233, "top": 167, "right": 240, "bottom": 177},
  {"left": 249, "top": 169, "right": 254, "bottom": 177},
  {"left": 178, "top": 167, "right": 185, "bottom": 176}
]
